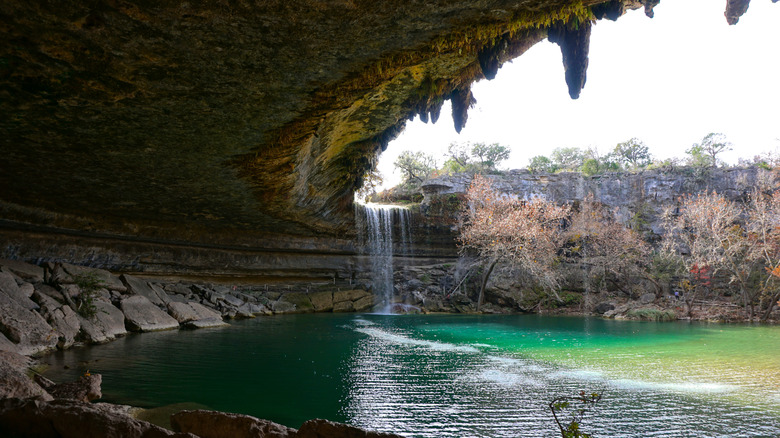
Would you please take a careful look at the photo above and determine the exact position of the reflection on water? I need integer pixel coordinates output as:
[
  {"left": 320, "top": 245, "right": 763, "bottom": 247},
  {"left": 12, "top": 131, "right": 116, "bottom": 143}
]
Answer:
[{"left": 42, "top": 314, "right": 780, "bottom": 437}]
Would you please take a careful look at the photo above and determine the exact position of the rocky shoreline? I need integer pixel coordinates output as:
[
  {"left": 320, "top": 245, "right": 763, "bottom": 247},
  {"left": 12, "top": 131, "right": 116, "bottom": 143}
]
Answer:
[
  {"left": 0, "top": 257, "right": 405, "bottom": 437},
  {"left": 1, "top": 256, "right": 774, "bottom": 437}
]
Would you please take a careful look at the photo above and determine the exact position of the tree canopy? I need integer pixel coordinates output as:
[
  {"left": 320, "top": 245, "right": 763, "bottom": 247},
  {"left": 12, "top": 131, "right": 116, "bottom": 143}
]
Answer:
[{"left": 394, "top": 151, "right": 436, "bottom": 184}]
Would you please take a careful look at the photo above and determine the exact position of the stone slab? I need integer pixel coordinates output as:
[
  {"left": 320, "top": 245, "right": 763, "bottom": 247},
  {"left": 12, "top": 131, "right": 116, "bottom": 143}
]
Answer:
[{"left": 121, "top": 295, "right": 179, "bottom": 332}]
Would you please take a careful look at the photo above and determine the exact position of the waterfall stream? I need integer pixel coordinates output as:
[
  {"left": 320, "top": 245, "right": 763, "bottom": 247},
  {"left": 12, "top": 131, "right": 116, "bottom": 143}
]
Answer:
[{"left": 358, "top": 204, "right": 411, "bottom": 313}]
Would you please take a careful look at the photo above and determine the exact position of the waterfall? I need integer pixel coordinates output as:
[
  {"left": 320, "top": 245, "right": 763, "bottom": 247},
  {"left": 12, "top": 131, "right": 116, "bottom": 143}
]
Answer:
[{"left": 358, "top": 204, "right": 412, "bottom": 313}]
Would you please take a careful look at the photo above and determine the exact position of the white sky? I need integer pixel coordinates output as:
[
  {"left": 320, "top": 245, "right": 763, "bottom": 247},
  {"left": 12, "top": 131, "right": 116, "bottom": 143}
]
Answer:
[{"left": 378, "top": 0, "right": 780, "bottom": 188}]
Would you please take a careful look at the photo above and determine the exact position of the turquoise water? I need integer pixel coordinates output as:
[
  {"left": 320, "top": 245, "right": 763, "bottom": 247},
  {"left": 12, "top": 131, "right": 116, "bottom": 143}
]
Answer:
[{"left": 42, "top": 315, "right": 780, "bottom": 437}]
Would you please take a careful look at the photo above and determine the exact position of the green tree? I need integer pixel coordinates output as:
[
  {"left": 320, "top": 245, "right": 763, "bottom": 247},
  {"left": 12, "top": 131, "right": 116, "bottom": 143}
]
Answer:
[
  {"left": 470, "top": 142, "right": 510, "bottom": 171},
  {"left": 685, "top": 144, "right": 712, "bottom": 167},
  {"left": 697, "top": 132, "right": 732, "bottom": 166},
  {"left": 580, "top": 159, "right": 601, "bottom": 176},
  {"left": 528, "top": 155, "right": 558, "bottom": 173},
  {"left": 687, "top": 133, "right": 731, "bottom": 167},
  {"left": 551, "top": 147, "right": 586, "bottom": 171},
  {"left": 355, "top": 168, "right": 383, "bottom": 202},
  {"left": 394, "top": 151, "right": 436, "bottom": 184},
  {"left": 447, "top": 142, "right": 472, "bottom": 168},
  {"left": 613, "top": 138, "right": 651, "bottom": 169}
]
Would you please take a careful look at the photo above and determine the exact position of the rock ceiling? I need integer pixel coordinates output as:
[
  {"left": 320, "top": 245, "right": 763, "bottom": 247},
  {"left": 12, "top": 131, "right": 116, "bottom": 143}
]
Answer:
[{"left": 0, "top": 0, "right": 766, "bottom": 244}]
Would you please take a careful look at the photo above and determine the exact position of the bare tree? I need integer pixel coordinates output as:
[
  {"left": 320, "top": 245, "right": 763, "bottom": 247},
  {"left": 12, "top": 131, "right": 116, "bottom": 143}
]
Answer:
[
  {"left": 660, "top": 192, "right": 742, "bottom": 317},
  {"left": 459, "top": 175, "right": 569, "bottom": 310},
  {"left": 564, "top": 195, "right": 650, "bottom": 297}
]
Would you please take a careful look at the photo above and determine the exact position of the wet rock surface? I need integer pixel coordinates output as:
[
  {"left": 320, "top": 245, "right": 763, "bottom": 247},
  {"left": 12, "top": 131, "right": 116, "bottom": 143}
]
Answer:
[{"left": 171, "top": 410, "right": 297, "bottom": 438}]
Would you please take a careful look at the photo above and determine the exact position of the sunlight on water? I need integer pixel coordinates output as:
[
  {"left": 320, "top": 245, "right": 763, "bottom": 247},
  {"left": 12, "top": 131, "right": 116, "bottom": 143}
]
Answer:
[{"left": 42, "top": 314, "right": 780, "bottom": 437}]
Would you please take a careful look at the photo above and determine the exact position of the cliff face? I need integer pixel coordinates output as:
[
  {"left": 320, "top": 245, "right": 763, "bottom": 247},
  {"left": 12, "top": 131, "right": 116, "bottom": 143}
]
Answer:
[{"left": 420, "top": 167, "right": 771, "bottom": 241}]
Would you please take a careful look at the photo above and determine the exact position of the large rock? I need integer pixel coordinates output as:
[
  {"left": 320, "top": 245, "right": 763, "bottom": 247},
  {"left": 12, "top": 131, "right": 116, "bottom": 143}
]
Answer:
[
  {"left": 48, "top": 305, "right": 81, "bottom": 349},
  {"left": 37, "top": 374, "right": 103, "bottom": 403},
  {"left": 0, "top": 289, "right": 58, "bottom": 355},
  {"left": 121, "top": 295, "right": 180, "bottom": 332},
  {"left": 78, "top": 300, "right": 128, "bottom": 343},
  {"left": 167, "top": 302, "right": 227, "bottom": 328},
  {"left": 121, "top": 275, "right": 169, "bottom": 307},
  {"left": 333, "top": 290, "right": 369, "bottom": 304},
  {"left": 332, "top": 301, "right": 355, "bottom": 313},
  {"left": 171, "top": 410, "right": 296, "bottom": 438},
  {"left": 51, "top": 263, "right": 127, "bottom": 293},
  {"left": 0, "top": 332, "right": 20, "bottom": 354},
  {"left": 34, "top": 283, "right": 67, "bottom": 304},
  {"left": 0, "top": 259, "right": 45, "bottom": 283},
  {"left": 271, "top": 299, "right": 297, "bottom": 314},
  {"left": 0, "top": 351, "right": 53, "bottom": 401},
  {"left": 280, "top": 292, "right": 314, "bottom": 313},
  {"left": 297, "top": 419, "right": 406, "bottom": 438},
  {"left": 353, "top": 295, "right": 377, "bottom": 312},
  {"left": 309, "top": 291, "right": 334, "bottom": 312},
  {"left": 0, "top": 398, "right": 195, "bottom": 438},
  {"left": 0, "top": 270, "right": 39, "bottom": 310}
]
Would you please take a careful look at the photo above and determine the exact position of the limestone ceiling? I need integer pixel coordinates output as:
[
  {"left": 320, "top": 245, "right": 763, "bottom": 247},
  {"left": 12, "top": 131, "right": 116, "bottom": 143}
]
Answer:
[{"left": 0, "top": 0, "right": 765, "bottom": 242}]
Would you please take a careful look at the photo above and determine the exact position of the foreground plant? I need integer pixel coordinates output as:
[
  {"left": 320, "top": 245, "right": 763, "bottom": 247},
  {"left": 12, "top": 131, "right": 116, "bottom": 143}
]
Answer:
[{"left": 549, "top": 391, "right": 602, "bottom": 438}]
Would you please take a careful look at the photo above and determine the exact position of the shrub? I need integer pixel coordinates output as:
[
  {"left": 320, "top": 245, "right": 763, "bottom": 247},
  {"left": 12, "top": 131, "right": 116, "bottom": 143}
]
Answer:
[{"left": 72, "top": 272, "right": 105, "bottom": 319}]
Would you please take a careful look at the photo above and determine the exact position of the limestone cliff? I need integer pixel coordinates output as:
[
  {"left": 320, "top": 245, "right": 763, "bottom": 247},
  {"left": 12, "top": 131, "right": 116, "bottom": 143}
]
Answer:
[{"left": 420, "top": 167, "right": 771, "bottom": 241}]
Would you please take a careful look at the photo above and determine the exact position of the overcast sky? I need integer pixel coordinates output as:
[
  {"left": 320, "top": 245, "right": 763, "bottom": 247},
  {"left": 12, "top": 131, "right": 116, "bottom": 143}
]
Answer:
[{"left": 377, "top": 0, "right": 780, "bottom": 188}]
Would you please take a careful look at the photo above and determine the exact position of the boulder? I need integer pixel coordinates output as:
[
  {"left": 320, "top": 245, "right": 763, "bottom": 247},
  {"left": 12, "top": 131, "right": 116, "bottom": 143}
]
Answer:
[
  {"left": 34, "top": 283, "right": 67, "bottom": 303},
  {"left": 150, "top": 283, "right": 174, "bottom": 304},
  {"left": 0, "top": 332, "right": 20, "bottom": 354},
  {"left": 171, "top": 409, "right": 296, "bottom": 438},
  {"left": 332, "top": 301, "right": 354, "bottom": 313},
  {"left": 281, "top": 292, "right": 314, "bottom": 313},
  {"left": 0, "top": 351, "right": 53, "bottom": 401},
  {"left": 221, "top": 293, "right": 245, "bottom": 308},
  {"left": 78, "top": 301, "right": 128, "bottom": 343},
  {"left": 186, "top": 319, "right": 229, "bottom": 329},
  {"left": 167, "top": 302, "right": 227, "bottom": 328},
  {"left": 0, "top": 270, "right": 39, "bottom": 310},
  {"left": 271, "top": 299, "right": 297, "bottom": 314},
  {"left": 48, "top": 305, "right": 81, "bottom": 349},
  {"left": 52, "top": 263, "right": 127, "bottom": 293},
  {"left": 121, "top": 275, "right": 168, "bottom": 306},
  {"left": 0, "top": 259, "right": 45, "bottom": 283},
  {"left": 639, "top": 292, "right": 656, "bottom": 304},
  {"left": 37, "top": 374, "right": 102, "bottom": 403},
  {"left": 353, "top": 295, "right": 377, "bottom": 312},
  {"left": 0, "top": 398, "right": 195, "bottom": 438},
  {"left": 309, "top": 291, "right": 333, "bottom": 312},
  {"left": 297, "top": 419, "right": 406, "bottom": 438},
  {"left": 333, "top": 290, "right": 369, "bottom": 304},
  {"left": 121, "top": 295, "right": 180, "bottom": 332},
  {"left": 594, "top": 302, "right": 615, "bottom": 315},
  {"left": 248, "top": 302, "right": 272, "bottom": 315},
  {"left": 235, "top": 303, "right": 256, "bottom": 319},
  {"left": 165, "top": 283, "right": 194, "bottom": 296},
  {"left": 32, "top": 289, "right": 63, "bottom": 316},
  {"left": 0, "top": 289, "right": 58, "bottom": 355}
]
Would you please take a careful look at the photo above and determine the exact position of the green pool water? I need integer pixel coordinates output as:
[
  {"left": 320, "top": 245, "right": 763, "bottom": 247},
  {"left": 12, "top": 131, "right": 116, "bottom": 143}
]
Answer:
[{"left": 42, "top": 314, "right": 780, "bottom": 437}]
